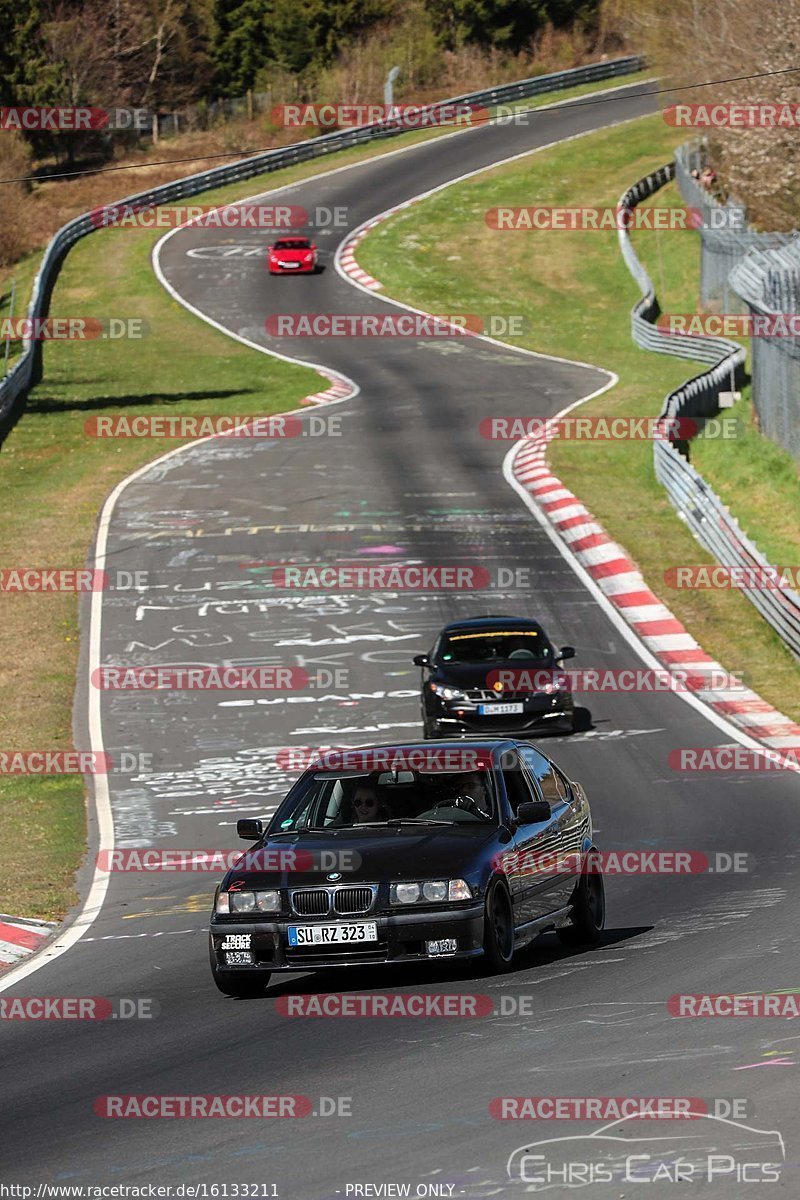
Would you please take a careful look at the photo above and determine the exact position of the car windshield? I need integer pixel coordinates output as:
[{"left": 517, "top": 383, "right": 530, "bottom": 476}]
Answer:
[
  {"left": 438, "top": 628, "right": 552, "bottom": 665},
  {"left": 271, "top": 769, "right": 497, "bottom": 831},
  {"left": 273, "top": 239, "right": 310, "bottom": 250}
]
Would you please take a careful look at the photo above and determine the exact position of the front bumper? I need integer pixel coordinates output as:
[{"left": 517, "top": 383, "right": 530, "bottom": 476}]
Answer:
[
  {"left": 269, "top": 260, "right": 315, "bottom": 273},
  {"left": 209, "top": 904, "right": 485, "bottom": 973},
  {"left": 430, "top": 694, "right": 573, "bottom": 735}
]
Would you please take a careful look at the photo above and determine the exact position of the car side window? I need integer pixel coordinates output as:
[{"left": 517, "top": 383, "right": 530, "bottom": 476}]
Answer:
[
  {"left": 520, "top": 746, "right": 568, "bottom": 805},
  {"left": 501, "top": 754, "right": 536, "bottom": 815},
  {"left": 551, "top": 764, "right": 572, "bottom": 803}
]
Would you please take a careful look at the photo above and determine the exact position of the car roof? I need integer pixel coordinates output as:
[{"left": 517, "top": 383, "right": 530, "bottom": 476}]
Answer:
[{"left": 440, "top": 615, "right": 545, "bottom": 634}]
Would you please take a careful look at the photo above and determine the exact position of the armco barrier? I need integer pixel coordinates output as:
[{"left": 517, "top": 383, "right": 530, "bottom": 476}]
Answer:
[
  {"left": 0, "top": 55, "right": 644, "bottom": 434},
  {"left": 617, "top": 167, "right": 800, "bottom": 661}
]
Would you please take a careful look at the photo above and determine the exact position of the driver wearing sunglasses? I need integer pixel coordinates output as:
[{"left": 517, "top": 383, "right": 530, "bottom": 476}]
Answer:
[{"left": 351, "top": 784, "right": 389, "bottom": 823}]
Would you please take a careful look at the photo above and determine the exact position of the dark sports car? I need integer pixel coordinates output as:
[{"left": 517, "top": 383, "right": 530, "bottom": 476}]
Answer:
[
  {"left": 414, "top": 615, "right": 578, "bottom": 737},
  {"left": 208, "top": 739, "right": 604, "bottom": 997}
]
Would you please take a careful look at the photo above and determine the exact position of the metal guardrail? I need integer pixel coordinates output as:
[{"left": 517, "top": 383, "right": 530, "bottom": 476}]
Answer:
[
  {"left": 0, "top": 55, "right": 644, "bottom": 432},
  {"left": 617, "top": 167, "right": 800, "bottom": 661}
]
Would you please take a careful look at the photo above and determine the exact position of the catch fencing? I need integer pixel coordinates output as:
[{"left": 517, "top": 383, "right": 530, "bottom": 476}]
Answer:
[
  {"left": 617, "top": 166, "right": 800, "bottom": 661},
  {"left": 729, "top": 242, "right": 800, "bottom": 462},
  {"left": 0, "top": 55, "right": 644, "bottom": 433}
]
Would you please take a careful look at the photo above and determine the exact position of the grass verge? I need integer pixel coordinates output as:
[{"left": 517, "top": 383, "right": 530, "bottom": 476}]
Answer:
[
  {"left": 0, "top": 71, "right": 650, "bottom": 922},
  {"left": 357, "top": 112, "right": 800, "bottom": 722}
]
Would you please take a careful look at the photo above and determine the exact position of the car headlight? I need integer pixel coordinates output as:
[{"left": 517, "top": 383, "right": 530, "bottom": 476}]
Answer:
[
  {"left": 430, "top": 683, "right": 467, "bottom": 701},
  {"left": 390, "top": 879, "right": 472, "bottom": 905},
  {"left": 537, "top": 673, "right": 569, "bottom": 695},
  {"left": 219, "top": 890, "right": 281, "bottom": 914},
  {"left": 392, "top": 882, "right": 421, "bottom": 905},
  {"left": 422, "top": 881, "right": 447, "bottom": 901}
]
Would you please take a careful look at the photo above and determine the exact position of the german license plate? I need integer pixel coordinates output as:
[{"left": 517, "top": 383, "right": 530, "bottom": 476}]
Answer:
[
  {"left": 287, "top": 922, "right": 378, "bottom": 946},
  {"left": 478, "top": 702, "right": 523, "bottom": 715}
]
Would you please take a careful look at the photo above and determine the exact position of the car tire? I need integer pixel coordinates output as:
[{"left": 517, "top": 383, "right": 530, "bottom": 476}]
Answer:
[
  {"left": 422, "top": 712, "right": 437, "bottom": 739},
  {"left": 558, "top": 850, "right": 605, "bottom": 945},
  {"left": 210, "top": 940, "right": 270, "bottom": 997},
  {"left": 570, "top": 706, "right": 592, "bottom": 733},
  {"left": 481, "top": 880, "right": 515, "bottom": 973}
]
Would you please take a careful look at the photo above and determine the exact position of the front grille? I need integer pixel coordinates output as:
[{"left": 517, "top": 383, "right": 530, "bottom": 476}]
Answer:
[
  {"left": 292, "top": 890, "right": 331, "bottom": 916},
  {"left": 290, "top": 885, "right": 377, "bottom": 917},
  {"left": 333, "top": 887, "right": 374, "bottom": 915}
]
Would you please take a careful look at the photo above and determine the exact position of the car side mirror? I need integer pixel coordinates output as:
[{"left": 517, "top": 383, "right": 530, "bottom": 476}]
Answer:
[
  {"left": 413, "top": 654, "right": 430, "bottom": 667},
  {"left": 559, "top": 645, "right": 575, "bottom": 660},
  {"left": 516, "top": 800, "right": 552, "bottom": 825},
  {"left": 237, "top": 818, "right": 263, "bottom": 841}
]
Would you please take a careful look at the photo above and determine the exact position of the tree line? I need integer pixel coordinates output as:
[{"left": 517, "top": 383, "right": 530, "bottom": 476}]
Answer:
[{"left": 1, "top": 0, "right": 603, "bottom": 113}]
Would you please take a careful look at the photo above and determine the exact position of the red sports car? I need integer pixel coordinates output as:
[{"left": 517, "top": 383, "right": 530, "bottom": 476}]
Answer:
[{"left": 267, "top": 237, "right": 318, "bottom": 274}]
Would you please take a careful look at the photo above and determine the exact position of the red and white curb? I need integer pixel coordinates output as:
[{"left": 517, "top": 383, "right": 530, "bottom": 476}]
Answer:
[
  {"left": 338, "top": 205, "right": 410, "bottom": 290},
  {"left": 512, "top": 434, "right": 800, "bottom": 761},
  {"left": 0, "top": 915, "right": 56, "bottom": 969},
  {"left": 300, "top": 375, "right": 355, "bottom": 405}
]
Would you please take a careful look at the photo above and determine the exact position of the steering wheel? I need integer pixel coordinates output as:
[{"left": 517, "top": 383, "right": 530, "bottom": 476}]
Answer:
[{"left": 448, "top": 793, "right": 492, "bottom": 820}]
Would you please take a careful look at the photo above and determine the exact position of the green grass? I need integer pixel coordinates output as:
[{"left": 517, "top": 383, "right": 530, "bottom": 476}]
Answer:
[
  {"left": 0, "top": 68, "right": 651, "bottom": 924},
  {"left": 357, "top": 112, "right": 800, "bottom": 722}
]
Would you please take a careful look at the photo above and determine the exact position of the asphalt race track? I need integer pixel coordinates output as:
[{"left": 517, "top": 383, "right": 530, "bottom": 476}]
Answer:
[{"left": 3, "top": 82, "right": 800, "bottom": 1195}]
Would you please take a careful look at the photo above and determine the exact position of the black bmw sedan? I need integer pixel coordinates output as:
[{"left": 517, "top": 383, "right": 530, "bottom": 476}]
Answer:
[
  {"left": 413, "top": 615, "right": 578, "bottom": 737},
  {"left": 208, "top": 739, "right": 604, "bottom": 997}
]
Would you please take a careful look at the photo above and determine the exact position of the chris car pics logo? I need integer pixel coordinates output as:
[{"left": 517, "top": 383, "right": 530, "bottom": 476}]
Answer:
[{"left": 506, "top": 1113, "right": 784, "bottom": 1189}]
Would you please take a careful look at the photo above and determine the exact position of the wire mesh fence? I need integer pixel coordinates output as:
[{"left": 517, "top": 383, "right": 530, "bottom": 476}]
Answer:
[{"left": 618, "top": 166, "right": 800, "bottom": 662}]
